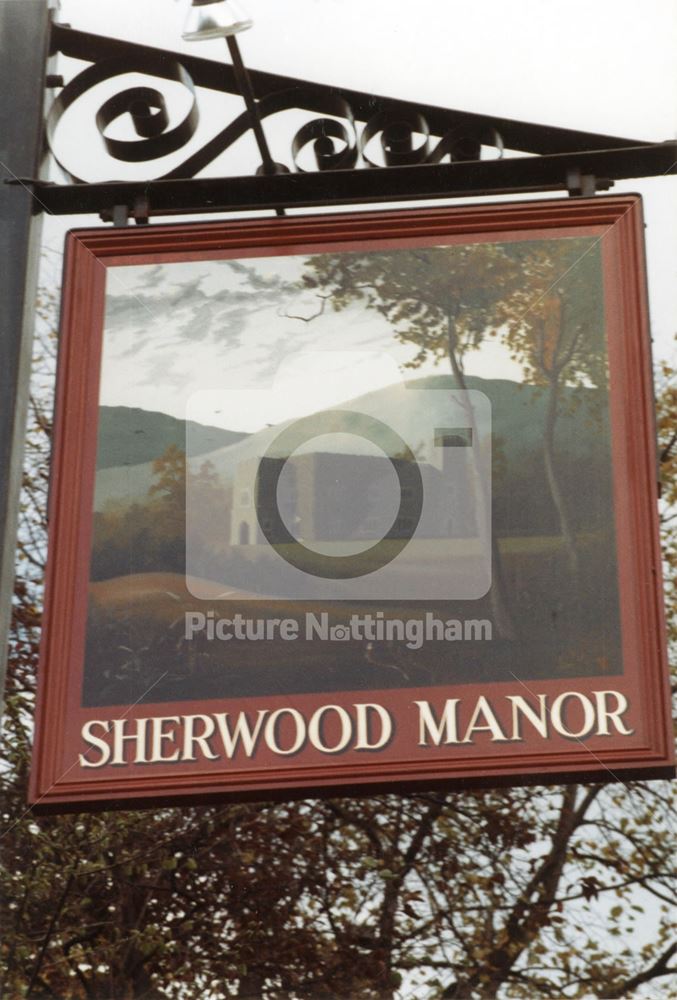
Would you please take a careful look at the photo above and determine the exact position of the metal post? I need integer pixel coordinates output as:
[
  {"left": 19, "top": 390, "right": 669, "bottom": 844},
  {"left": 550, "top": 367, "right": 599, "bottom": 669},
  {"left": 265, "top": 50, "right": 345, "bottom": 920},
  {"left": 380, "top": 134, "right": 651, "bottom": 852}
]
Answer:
[
  {"left": 0, "top": 0, "right": 52, "bottom": 706},
  {"left": 225, "top": 34, "right": 276, "bottom": 176},
  {"left": 225, "top": 34, "right": 284, "bottom": 216}
]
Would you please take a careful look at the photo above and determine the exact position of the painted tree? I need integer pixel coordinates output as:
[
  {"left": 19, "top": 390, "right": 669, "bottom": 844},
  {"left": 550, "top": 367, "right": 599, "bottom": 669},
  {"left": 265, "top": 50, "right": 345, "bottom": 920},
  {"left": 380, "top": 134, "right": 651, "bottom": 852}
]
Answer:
[
  {"left": 296, "top": 238, "right": 607, "bottom": 579},
  {"left": 293, "top": 243, "right": 528, "bottom": 639},
  {"left": 91, "top": 448, "right": 231, "bottom": 581},
  {"left": 495, "top": 238, "right": 607, "bottom": 574}
]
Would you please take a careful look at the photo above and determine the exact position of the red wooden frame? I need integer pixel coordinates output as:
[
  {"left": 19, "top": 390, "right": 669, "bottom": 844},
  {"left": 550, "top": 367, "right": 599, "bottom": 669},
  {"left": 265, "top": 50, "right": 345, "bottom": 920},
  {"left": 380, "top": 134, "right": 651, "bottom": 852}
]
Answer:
[{"left": 29, "top": 196, "right": 674, "bottom": 812}]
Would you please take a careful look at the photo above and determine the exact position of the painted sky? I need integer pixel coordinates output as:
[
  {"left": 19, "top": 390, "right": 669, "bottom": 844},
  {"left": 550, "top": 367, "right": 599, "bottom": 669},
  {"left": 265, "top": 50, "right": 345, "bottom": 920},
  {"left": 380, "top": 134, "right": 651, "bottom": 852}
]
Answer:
[{"left": 100, "top": 250, "right": 528, "bottom": 432}]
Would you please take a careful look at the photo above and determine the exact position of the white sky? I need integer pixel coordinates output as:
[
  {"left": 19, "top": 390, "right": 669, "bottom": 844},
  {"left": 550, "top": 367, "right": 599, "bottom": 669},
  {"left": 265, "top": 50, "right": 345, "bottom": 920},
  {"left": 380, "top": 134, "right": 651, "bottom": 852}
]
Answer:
[{"left": 40, "top": 0, "right": 677, "bottom": 426}]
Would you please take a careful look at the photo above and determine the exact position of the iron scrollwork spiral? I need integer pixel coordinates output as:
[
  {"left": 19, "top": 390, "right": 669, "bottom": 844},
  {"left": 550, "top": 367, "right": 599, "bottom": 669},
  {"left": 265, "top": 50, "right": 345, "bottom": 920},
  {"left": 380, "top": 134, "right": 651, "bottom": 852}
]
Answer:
[
  {"left": 46, "top": 55, "right": 200, "bottom": 182},
  {"left": 46, "top": 55, "right": 503, "bottom": 184},
  {"left": 290, "top": 94, "right": 357, "bottom": 172},
  {"left": 360, "top": 109, "right": 430, "bottom": 167}
]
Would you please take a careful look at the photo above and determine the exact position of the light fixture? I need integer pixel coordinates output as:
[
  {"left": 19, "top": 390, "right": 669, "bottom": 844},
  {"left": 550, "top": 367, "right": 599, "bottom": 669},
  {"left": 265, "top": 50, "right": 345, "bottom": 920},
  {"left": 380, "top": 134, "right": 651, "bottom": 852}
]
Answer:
[
  {"left": 182, "top": 0, "right": 253, "bottom": 42},
  {"left": 180, "top": 0, "right": 283, "bottom": 211}
]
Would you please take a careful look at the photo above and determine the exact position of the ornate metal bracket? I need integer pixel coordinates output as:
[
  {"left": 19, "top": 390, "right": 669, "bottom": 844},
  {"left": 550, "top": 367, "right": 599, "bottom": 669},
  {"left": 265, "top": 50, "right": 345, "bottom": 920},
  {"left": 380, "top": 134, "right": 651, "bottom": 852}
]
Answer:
[{"left": 10, "top": 22, "right": 676, "bottom": 221}]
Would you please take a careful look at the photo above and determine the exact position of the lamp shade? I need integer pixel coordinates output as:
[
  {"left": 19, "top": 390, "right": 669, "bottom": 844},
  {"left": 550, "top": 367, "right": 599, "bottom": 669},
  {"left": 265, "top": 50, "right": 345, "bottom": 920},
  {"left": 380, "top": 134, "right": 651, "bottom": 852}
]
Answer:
[{"left": 182, "top": 0, "right": 252, "bottom": 41}]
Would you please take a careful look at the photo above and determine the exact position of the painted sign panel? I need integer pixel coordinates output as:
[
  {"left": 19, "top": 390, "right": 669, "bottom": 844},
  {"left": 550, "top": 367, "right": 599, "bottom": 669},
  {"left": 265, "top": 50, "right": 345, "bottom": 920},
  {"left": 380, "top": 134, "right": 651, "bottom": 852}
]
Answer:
[{"left": 30, "top": 196, "right": 674, "bottom": 810}]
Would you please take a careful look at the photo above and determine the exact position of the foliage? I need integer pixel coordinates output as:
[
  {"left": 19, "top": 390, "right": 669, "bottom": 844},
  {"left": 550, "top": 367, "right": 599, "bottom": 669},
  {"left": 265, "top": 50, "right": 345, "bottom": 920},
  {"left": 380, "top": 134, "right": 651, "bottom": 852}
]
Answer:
[
  {"left": 297, "top": 240, "right": 607, "bottom": 577},
  {"left": 0, "top": 321, "right": 675, "bottom": 1000},
  {"left": 298, "top": 243, "right": 522, "bottom": 373},
  {"left": 657, "top": 351, "right": 677, "bottom": 661},
  {"left": 90, "top": 449, "right": 231, "bottom": 582}
]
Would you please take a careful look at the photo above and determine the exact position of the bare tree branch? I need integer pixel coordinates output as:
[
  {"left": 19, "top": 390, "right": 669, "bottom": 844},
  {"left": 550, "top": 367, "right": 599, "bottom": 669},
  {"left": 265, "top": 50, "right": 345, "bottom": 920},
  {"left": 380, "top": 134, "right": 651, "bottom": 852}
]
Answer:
[{"left": 601, "top": 941, "right": 677, "bottom": 998}]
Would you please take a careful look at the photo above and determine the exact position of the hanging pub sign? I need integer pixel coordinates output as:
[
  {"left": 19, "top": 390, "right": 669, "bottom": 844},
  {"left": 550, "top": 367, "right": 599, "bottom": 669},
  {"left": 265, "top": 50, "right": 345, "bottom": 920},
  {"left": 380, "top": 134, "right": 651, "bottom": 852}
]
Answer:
[{"left": 30, "top": 195, "right": 674, "bottom": 811}]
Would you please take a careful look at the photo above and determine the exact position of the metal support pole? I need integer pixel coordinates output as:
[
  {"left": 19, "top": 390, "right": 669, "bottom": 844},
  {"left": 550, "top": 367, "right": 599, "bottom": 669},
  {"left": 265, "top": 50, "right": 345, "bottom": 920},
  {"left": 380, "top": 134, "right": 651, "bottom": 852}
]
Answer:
[
  {"left": 0, "top": 0, "right": 52, "bottom": 706},
  {"left": 225, "top": 34, "right": 284, "bottom": 216},
  {"left": 225, "top": 35, "right": 276, "bottom": 175}
]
